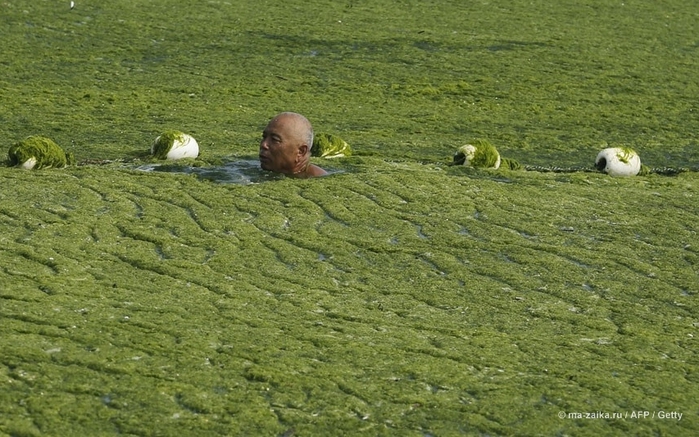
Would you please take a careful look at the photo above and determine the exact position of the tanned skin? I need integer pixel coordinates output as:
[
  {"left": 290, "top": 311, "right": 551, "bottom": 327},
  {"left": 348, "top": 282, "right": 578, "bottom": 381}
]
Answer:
[{"left": 259, "top": 112, "right": 327, "bottom": 178}]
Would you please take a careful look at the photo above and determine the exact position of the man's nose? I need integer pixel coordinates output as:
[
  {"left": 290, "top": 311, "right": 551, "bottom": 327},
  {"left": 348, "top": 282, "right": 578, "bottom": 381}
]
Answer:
[{"left": 260, "top": 139, "right": 268, "bottom": 149}]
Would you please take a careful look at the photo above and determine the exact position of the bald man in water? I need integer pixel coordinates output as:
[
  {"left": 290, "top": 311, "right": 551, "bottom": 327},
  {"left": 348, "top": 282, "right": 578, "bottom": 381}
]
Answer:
[{"left": 259, "top": 112, "right": 327, "bottom": 178}]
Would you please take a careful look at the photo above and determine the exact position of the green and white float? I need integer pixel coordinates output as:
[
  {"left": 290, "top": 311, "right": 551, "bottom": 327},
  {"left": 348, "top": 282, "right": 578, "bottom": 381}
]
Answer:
[
  {"left": 151, "top": 131, "right": 199, "bottom": 160},
  {"left": 7, "top": 136, "right": 75, "bottom": 169},
  {"left": 595, "top": 147, "right": 641, "bottom": 177},
  {"left": 453, "top": 139, "right": 501, "bottom": 169}
]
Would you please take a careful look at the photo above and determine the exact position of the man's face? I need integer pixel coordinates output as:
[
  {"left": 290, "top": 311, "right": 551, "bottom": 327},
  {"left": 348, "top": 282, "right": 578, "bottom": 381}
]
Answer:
[{"left": 259, "top": 116, "right": 300, "bottom": 174}]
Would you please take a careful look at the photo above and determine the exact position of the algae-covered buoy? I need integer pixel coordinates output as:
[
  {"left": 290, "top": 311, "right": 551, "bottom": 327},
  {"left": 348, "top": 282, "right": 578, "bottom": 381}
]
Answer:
[
  {"left": 453, "top": 139, "right": 501, "bottom": 169},
  {"left": 7, "top": 136, "right": 75, "bottom": 169},
  {"left": 595, "top": 147, "right": 641, "bottom": 177},
  {"left": 151, "top": 131, "right": 199, "bottom": 160},
  {"left": 312, "top": 133, "right": 352, "bottom": 158}
]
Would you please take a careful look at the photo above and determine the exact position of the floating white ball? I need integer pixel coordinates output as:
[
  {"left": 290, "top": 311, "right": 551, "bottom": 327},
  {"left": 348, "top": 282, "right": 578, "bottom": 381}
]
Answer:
[
  {"left": 151, "top": 131, "right": 199, "bottom": 160},
  {"left": 595, "top": 147, "right": 641, "bottom": 177}
]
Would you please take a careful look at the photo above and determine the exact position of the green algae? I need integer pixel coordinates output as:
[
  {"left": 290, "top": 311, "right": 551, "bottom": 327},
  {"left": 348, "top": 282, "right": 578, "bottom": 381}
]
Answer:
[
  {"left": 7, "top": 136, "right": 75, "bottom": 169},
  {"left": 1, "top": 162, "right": 698, "bottom": 436},
  {"left": 1, "top": 0, "right": 697, "bottom": 166},
  {"left": 615, "top": 147, "right": 637, "bottom": 165},
  {"left": 312, "top": 133, "right": 352, "bottom": 158},
  {"left": 1, "top": 0, "right": 699, "bottom": 435},
  {"left": 500, "top": 157, "right": 522, "bottom": 171}
]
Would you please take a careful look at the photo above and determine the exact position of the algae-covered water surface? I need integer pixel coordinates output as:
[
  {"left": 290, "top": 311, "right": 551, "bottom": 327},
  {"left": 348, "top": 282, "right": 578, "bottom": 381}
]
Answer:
[{"left": 1, "top": 0, "right": 698, "bottom": 435}]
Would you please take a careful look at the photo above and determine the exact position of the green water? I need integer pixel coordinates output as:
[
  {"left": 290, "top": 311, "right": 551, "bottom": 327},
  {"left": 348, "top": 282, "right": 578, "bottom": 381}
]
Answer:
[{"left": 1, "top": 1, "right": 698, "bottom": 435}]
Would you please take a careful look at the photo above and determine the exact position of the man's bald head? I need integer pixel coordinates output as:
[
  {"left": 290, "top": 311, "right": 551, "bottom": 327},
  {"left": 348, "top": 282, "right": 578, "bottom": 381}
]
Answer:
[
  {"left": 271, "top": 112, "right": 314, "bottom": 152},
  {"left": 259, "top": 112, "right": 325, "bottom": 177}
]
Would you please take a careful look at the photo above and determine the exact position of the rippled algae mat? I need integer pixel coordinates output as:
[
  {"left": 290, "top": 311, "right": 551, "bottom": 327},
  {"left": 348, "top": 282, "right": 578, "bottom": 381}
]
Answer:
[{"left": 1, "top": 1, "right": 698, "bottom": 436}]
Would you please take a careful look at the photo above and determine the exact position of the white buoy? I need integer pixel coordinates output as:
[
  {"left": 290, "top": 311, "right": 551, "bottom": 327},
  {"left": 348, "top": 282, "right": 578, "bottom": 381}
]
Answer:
[
  {"left": 151, "top": 131, "right": 199, "bottom": 160},
  {"left": 595, "top": 147, "right": 641, "bottom": 177}
]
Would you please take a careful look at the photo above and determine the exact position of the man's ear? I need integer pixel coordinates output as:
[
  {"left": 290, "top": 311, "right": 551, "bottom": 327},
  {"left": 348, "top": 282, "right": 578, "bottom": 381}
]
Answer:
[{"left": 298, "top": 144, "right": 309, "bottom": 156}]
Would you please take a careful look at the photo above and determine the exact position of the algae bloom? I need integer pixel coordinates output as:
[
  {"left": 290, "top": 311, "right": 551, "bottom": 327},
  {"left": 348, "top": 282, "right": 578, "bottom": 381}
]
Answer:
[
  {"left": 453, "top": 139, "right": 501, "bottom": 169},
  {"left": 312, "top": 133, "right": 352, "bottom": 158},
  {"left": 500, "top": 157, "right": 522, "bottom": 170},
  {"left": 595, "top": 147, "right": 641, "bottom": 177},
  {"left": 7, "top": 136, "right": 75, "bottom": 169},
  {"left": 151, "top": 131, "right": 200, "bottom": 160}
]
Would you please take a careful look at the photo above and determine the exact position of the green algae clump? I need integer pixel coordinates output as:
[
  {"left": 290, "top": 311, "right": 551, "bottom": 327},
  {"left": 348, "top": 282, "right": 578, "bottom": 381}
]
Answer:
[
  {"left": 615, "top": 147, "right": 636, "bottom": 164},
  {"left": 500, "top": 157, "right": 522, "bottom": 170},
  {"left": 312, "top": 133, "right": 352, "bottom": 158},
  {"left": 7, "top": 136, "right": 75, "bottom": 169},
  {"left": 453, "top": 139, "right": 501, "bottom": 169}
]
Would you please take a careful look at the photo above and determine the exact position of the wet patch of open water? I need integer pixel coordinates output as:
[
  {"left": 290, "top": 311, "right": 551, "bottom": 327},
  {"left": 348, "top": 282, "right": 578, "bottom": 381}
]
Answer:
[{"left": 137, "top": 159, "right": 345, "bottom": 184}]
